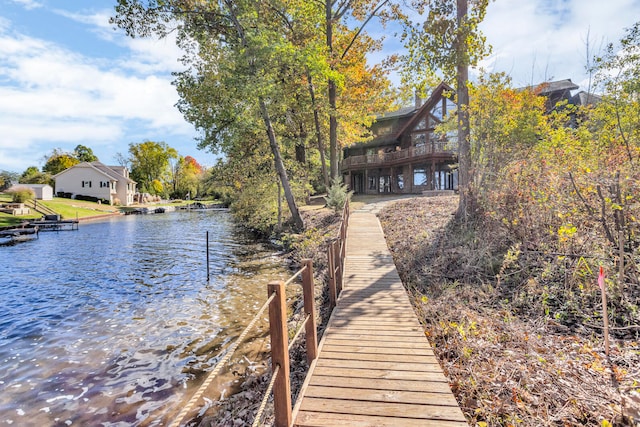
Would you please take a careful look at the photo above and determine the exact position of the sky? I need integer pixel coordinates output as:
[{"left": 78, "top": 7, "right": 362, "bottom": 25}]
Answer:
[{"left": 1, "top": 0, "right": 639, "bottom": 174}]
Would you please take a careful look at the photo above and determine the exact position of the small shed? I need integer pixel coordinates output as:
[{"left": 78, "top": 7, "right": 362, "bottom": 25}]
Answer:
[{"left": 9, "top": 184, "right": 54, "bottom": 200}]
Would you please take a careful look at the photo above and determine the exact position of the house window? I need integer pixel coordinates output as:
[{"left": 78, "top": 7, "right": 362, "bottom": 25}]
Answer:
[
  {"left": 376, "top": 125, "right": 392, "bottom": 136},
  {"left": 412, "top": 132, "right": 427, "bottom": 147},
  {"left": 397, "top": 174, "right": 404, "bottom": 190},
  {"left": 82, "top": 180, "right": 92, "bottom": 188},
  {"left": 432, "top": 102, "right": 443, "bottom": 120},
  {"left": 414, "top": 168, "right": 428, "bottom": 186},
  {"left": 379, "top": 176, "right": 391, "bottom": 193}
]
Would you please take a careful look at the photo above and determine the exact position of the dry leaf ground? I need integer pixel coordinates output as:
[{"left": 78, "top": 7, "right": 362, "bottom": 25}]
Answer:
[{"left": 379, "top": 196, "right": 640, "bottom": 427}]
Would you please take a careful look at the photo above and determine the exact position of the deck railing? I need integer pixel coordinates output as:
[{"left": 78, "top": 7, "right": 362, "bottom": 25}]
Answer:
[
  {"left": 171, "top": 199, "right": 349, "bottom": 427},
  {"left": 341, "top": 141, "right": 457, "bottom": 169}
]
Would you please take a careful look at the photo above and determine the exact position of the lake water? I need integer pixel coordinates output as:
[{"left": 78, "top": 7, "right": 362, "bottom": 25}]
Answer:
[{"left": 0, "top": 210, "right": 293, "bottom": 426}]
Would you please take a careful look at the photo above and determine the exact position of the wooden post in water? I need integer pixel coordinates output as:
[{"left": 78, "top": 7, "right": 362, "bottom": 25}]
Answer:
[
  {"left": 206, "top": 231, "right": 210, "bottom": 281},
  {"left": 301, "top": 259, "right": 318, "bottom": 364},
  {"left": 327, "top": 242, "right": 337, "bottom": 309},
  {"left": 268, "top": 281, "right": 292, "bottom": 427}
]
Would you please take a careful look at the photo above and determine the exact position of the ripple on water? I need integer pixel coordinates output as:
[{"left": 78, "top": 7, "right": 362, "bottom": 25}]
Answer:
[{"left": 0, "top": 211, "right": 290, "bottom": 426}]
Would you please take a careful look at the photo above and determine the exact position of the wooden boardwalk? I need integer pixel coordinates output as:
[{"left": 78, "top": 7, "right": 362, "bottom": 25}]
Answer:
[{"left": 292, "top": 211, "right": 467, "bottom": 426}]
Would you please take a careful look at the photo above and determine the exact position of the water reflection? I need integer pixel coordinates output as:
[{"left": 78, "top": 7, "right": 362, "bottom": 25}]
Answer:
[{"left": 0, "top": 211, "right": 292, "bottom": 426}]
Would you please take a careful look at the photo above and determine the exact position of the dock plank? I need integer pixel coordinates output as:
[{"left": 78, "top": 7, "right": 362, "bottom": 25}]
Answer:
[{"left": 292, "top": 211, "right": 467, "bottom": 426}]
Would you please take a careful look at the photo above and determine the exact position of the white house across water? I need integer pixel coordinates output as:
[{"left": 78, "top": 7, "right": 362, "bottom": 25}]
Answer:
[{"left": 54, "top": 162, "right": 137, "bottom": 206}]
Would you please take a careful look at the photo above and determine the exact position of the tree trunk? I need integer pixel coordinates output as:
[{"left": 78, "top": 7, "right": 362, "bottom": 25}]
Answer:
[
  {"left": 259, "top": 98, "right": 304, "bottom": 231},
  {"left": 326, "top": 1, "right": 339, "bottom": 180},
  {"left": 456, "top": 0, "right": 471, "bottom": 220},
  {"left": 306, "top": 71, "right": 330, "bottom": 189},
  {"left": 329, "top": 80, "right": 339, "bottom": 180}
]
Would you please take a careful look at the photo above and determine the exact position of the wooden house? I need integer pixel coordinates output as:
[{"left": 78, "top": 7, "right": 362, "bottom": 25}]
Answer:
[{"left": 341, "top": 82, "right": 458, "bottom": 195}]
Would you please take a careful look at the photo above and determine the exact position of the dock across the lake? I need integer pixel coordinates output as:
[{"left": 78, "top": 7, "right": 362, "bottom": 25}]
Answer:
[{"left": 292, "top": 211, "right": 467, "bottom": 426}]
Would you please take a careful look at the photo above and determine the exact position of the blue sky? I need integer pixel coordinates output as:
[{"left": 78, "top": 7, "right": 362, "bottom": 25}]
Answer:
[{"left": 1, "top": 0, "right": 640, "bottom": 173}]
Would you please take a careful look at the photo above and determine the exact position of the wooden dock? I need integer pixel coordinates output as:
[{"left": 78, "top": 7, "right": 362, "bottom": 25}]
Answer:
[{"left": 292, "top": 211, "right": 467, "bottom": 426}]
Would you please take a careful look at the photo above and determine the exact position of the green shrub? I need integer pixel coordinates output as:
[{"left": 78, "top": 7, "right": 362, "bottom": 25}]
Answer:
[
  {"left": 324, "top": 177, "right": 351, "bottom": 212},
  {"left": 8, "top": 187, "right": 35, "bottom": 203}
]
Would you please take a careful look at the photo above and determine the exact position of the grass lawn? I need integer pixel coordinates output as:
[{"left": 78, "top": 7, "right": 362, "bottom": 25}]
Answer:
[
  {"left": 0, "top": 194, "right": 119, "bottom": 227},
  {"left": 38, "top": 198, "right": 118, "bottom": 219},
  {"left": 0, "top": 212, "right": 41, "bottom": 228}
]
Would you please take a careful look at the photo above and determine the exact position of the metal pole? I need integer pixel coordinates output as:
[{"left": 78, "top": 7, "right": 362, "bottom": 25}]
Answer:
[{"left": 206, "top": 231, "right": 210, "bottom": 281}]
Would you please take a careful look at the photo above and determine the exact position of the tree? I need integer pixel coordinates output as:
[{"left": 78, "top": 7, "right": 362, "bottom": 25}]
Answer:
[
  {"left": 128, "top": 140, "right": 177, "bottom": 195},
  {"left": 19, "top": 166, "right": 51, "bottom": 185},
  {"left": 42, "top": 148, "right": 80, "bottom": 175},
  {"left": 168, "top": 155, "right": 203, "bottom": 199},
  {"left": 0, "top": 170, "right": 19, "bottom": 191},
  {"left": 467, "top": 72, "right": 548, "bottom": 192},
  {"left": 595, "top": 21, "right": 640, "bottom": 169},
  {"left": 323, "top": 0, "right": 393, "bottom": 179},
  {"left": 113, "top": 0, "right": 317, "bottom": 231},
  {"left": 401, "top": 0, "right": 491, "bottom": 218},
  {"left": 74, "top": 144, "right": 98, "bottom": 163}
]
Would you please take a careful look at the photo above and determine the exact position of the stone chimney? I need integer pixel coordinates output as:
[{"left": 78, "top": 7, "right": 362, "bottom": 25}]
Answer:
[{"left": 414, "top": 90, "right": 422, "bottom": 109}]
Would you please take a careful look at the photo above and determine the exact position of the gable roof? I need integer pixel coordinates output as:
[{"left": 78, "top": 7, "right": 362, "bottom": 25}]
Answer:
[
  {"left": 53, "top": 162, "right": 113, "bottom": 179},
  {"left": 375, "top": 105, "right": 417, "bottom": 121},
  {"left": 394, "top": 81, "right": 455, "bottom": 138},
  {"left": 53, "top": 161, "right": 136, "bottom": 184},
  {"left": 90, "top": 162, "right": 136, "bottom": 184}
]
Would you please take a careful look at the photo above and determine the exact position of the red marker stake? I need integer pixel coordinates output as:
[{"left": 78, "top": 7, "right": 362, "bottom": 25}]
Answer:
[{"left": 598, "top": 266, "right": 610, "bottom": 357}]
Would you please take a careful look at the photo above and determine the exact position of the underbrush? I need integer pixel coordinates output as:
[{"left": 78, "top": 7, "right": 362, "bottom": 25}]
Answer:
[{"left": 379, "top": 196, "right": 640, "bottom": 426}]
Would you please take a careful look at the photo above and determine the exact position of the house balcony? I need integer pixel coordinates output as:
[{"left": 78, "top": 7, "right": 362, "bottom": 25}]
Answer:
[{"left": 341, "top": 141, "right": 458, "bottom": 172}]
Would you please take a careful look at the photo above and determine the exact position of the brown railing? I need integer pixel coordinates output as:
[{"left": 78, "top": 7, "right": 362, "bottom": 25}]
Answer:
[
  {"left": 341, "top": 141, "right": 457, "bottom": 169},
  {"left": 327, "top": 199, "right": 349, "bottom": 308},
  {"left": 171, "top": 199, "right": 349, "bottom": 427}
]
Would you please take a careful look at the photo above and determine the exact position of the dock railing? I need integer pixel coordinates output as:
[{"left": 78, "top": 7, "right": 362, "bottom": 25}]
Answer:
[{"left": 171, "top": 199, "right": 349, "bottom": 427}]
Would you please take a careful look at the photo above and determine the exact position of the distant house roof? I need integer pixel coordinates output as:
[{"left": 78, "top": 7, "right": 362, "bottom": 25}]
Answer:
[
  {"left": 16, "top": 183, "right": 52, "bottom": 189},
  {"left": 569, "top": 91, "right": 602, "bottom": 106},
  {"left": 532, "top": 79, "right": 579, "bottom": 95},
  {"left": 53, "top": 161, "right": 136, "bottom": 184},
  {"left": 90, "top": 162, "right": 136, "bottom": 184}
]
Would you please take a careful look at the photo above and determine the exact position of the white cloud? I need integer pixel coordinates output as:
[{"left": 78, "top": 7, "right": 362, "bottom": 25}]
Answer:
[
  {"left": 0, "top": 13, "right": 196, "bottom": 172},
  {"left": 477, "top": 0, "right": 640, "bottom": 88},
  {"left": 54, "top": 8, "right": 185, "bottom": 74},
  {"left": 9, "top": 0, "right": 42, "bottom": 10}
]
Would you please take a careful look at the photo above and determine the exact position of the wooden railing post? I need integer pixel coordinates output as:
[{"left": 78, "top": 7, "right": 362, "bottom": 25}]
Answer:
[
  {"left": 334, "top": 239, "right": 343, "bottom": 296},
  {"left": 301, "top": 259, "right": 318, "bottom": 364},
  {"left": 327, "top": 241, "right": 337, "bottom": 309},
  {"left": 268, "top": 281, "right": 292, "bottom": 427}
]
